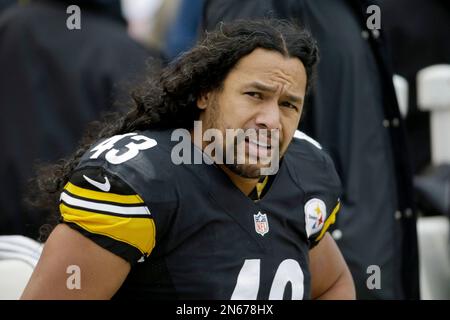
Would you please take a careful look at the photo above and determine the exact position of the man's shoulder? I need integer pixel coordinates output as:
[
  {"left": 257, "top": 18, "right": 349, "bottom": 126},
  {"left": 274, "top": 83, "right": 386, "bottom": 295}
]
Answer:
[
  {"left": 75, "top": 129, "right": 181, "bottom": 201},
  {"left": 285, "top": 130, "right": 341, "bottom": 193},
  {"left": 288, "top": 130, "right": 326, "bottom": 162},
  {"left": 60, "top": 128, "right": 179, "bottom": 264},
  {"left": 78, "top": 129, "right": 175, "bottom": 168}
]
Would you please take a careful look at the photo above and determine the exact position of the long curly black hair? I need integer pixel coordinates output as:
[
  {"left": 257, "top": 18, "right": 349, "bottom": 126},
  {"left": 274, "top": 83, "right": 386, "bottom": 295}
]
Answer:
[{"left": 29, "top": 19, "right": 319, "bottom": 241}]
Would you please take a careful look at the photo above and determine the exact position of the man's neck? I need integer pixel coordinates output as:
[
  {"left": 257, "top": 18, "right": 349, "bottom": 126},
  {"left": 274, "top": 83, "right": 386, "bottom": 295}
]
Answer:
[
  {"left": 219, "top": 165, "right": 259, "bottom": 196},
  {"left": 190, "top": 130, "right": 259, "bottom": 196}
]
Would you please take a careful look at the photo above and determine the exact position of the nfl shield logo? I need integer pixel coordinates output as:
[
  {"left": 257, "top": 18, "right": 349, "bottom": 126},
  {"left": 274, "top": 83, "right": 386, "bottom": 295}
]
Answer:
[{"left": 254, "top": 212, "right": 269, "bottom": 236}]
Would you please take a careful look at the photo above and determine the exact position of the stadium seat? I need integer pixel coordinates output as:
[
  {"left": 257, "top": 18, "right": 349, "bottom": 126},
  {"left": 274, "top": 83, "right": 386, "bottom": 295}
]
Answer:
[
  {"left": 417, "top": 216, "right": 450, "bottom": 299},
  {"left": 0, "top": 236, "right": 42, "bottom": 300},
  {"left": 416, "top": 64, "right": 450, "bottom": 299},
  {"left": 417, "top": 64, "right": 450, "bottom": 165},
  {"left": 415, "top": 65, "right": 450, "bottom": 217}
]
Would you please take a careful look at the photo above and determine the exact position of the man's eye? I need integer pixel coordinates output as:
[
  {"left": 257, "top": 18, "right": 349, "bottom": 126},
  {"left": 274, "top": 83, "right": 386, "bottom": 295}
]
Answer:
[
  {"left": 245, "top": 92, "right": 263, "bottom": 99},
  {"left": 280, "top": 101, "right": 298, "bottom": 111}
]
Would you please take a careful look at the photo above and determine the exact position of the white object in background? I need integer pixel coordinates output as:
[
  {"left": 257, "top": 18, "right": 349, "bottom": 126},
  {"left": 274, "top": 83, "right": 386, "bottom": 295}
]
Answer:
[
  {"left": 121, "top": 0, "right": 164, "bottom": 42},
  {"left": 0, "top": 260, "right": 34, "bottom": 300},
  {"left": 0, "top": 236, "right": 43, "bottom": 300},
  {"left": 417, "top": 216, "right": 450, "bottom": 300},
  {"left": 417, "top": 64, "right": 450, "bottom": 165},
  {"left": 121, "top": 0, "right": 163, "bottom": 21},
  {"left": 393, "top": 74, "right": 409, "bottom": 119}
]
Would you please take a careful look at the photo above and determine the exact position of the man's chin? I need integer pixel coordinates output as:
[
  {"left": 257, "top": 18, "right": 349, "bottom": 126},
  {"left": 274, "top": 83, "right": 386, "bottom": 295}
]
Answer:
[{"left": 224, "top": 163, "right": 263, "bottom": 179}]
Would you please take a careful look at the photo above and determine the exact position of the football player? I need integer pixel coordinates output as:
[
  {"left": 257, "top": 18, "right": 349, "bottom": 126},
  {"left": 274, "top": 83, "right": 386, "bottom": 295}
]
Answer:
[{"left": 21, "top": 19, "right": 355, "bottom": 299}]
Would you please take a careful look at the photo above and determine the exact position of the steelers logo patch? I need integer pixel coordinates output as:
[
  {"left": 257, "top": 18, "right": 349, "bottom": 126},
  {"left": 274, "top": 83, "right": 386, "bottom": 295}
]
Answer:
[{"left": 304, "top": 198, "right": 327, "bottom": 237}]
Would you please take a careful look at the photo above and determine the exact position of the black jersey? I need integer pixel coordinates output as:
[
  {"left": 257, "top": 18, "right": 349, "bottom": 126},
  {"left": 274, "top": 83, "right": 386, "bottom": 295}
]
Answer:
[{"left": 59, "top": 129, "right": 341, "bottom": 299}]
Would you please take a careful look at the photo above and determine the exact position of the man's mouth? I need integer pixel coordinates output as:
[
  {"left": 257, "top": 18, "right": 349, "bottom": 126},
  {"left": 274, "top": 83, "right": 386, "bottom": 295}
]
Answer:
[{"left": 245, "top": 137, "right": 272, "bottom": 149}]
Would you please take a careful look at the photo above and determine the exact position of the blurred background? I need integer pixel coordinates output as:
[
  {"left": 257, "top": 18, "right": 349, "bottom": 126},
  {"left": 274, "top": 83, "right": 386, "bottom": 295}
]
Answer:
[{"left": 0, "top": 0, "right": 449, "bottom": 300}]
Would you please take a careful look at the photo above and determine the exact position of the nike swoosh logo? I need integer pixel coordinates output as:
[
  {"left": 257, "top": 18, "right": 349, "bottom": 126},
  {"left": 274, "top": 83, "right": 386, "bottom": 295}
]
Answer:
[{"left": 83, "top": 175, "right": 111, "bottom": 192}]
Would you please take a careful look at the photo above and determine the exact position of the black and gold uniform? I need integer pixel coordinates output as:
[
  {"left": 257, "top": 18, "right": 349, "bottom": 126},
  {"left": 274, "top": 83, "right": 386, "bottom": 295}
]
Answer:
[{"left": 59, "top": 129, "right": 341, "bottom": 299}]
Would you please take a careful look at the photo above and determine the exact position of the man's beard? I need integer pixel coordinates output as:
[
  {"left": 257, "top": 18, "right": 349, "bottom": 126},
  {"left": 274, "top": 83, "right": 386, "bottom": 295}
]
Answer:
[
  {"left": 224, "top": 162, "right": 261, "bottom": 179},
  {"left": 204, "top": 99, "right": 278, "bottom": 179}
]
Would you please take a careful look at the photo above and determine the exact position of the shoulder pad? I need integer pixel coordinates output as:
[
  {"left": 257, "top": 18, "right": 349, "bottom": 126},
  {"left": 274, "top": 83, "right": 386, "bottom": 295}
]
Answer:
[
  {"left": 293, "top": 130, "right": 322, "bottom": 149},
  {"left": 76, "top": 129, "right": 178, "bottom": 205}
]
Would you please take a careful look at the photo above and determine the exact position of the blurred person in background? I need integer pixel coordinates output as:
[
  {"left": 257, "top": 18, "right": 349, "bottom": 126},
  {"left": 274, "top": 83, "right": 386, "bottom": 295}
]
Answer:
[
  {"left": 381, "top": 0, "right": 450, "bottom": 174},
  {"left": 164, "top": 0, "right": 204, "bottom": 61},
  {"left": 0, "top": 0, "right": 162, "bottom": 238},
  {"left": 0, "top": 0, "right": 15, "bottom": 12},
  {"left": 383, "top": 2, "right": 450, "bottom": 293},
  {"left": 203, "top": 0, "right": 419, "bottom": 299}
]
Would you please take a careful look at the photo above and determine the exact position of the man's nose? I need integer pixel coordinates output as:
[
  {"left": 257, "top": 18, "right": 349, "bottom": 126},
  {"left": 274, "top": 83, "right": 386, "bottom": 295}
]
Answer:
[{"left": 254, "top": 100, "right": 281, "bottom": 130}]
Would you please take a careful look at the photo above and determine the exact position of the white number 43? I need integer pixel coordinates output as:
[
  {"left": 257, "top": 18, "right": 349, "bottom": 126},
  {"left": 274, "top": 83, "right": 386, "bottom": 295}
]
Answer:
[{"left": 89, "top": 133, "right": 157, "bottom": 165}]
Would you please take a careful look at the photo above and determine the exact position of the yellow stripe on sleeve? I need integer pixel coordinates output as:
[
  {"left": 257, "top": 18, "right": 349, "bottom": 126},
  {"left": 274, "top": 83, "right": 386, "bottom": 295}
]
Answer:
[
  {"left": 60, "top": 202, "right": 156, "bottom": 255},
  {"left": 64, "top": 182, "right": 144, "bottom": 205},
  {"left": 315, "top": 201, "right": 341, "bottom": 242}
]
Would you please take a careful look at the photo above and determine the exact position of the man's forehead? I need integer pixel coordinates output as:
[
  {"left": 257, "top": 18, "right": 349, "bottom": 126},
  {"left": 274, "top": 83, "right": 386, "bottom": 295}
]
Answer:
[
  {"left": 235, "top": 48, "right": 303, "bottom": 70},
  {"left": 231, "top": 48, "right": 307, "bottom": 93}
]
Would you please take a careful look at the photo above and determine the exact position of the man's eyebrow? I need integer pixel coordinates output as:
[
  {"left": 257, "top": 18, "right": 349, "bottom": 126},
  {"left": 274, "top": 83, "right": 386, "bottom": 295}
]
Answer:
[
  {"left": 285, "top": 93, "right": 303, "bottom": 104},
  {"left": 246, "top": 81, "right": 303, "bottom": 104},
  {"left": 246, "top": 81, "right": 278, "bottom": 93}
]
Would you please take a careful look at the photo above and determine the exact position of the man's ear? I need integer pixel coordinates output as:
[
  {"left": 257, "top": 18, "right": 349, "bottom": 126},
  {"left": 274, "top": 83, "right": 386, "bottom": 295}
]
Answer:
[{"left": 197, "top": 91, "right": 212, "bottom": 110}]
